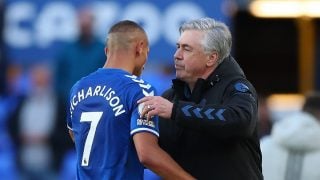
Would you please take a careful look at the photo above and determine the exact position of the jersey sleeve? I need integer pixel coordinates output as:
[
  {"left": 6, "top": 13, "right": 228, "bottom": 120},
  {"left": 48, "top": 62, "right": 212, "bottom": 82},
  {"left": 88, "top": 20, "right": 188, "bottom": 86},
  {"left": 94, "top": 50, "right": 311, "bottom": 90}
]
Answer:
[
  {"left": 66, "top": 86, "right": 75, "bottom": 131},
  {"left": 130, "top": 103, "right": 159, "bottom": 137},
  {"left": 66, "top": 105, "right": 73, "bottom": 131},
  {"left": 125, "top": 75, "right": 159, "bottom": 137}
]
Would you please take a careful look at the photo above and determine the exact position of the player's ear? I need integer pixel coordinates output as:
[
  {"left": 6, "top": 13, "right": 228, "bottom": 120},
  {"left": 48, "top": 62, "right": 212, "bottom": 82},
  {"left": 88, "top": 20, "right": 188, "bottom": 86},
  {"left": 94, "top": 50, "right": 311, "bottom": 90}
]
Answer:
[
  {"left": 136, "top": 41, "right": 144, "bottom": 56},
  {"left": 104, "top": 47, "right": 108, "bottom": 57},
  {"left": 206, "top": 51, "right": 218, "bottom": 67}
]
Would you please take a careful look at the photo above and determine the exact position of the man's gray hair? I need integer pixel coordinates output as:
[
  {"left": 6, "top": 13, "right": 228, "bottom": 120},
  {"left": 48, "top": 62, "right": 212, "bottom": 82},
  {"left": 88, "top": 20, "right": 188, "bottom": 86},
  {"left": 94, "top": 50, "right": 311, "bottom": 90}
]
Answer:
[{"left": 179, "top": 17, "right": 232, "bottom": 64}]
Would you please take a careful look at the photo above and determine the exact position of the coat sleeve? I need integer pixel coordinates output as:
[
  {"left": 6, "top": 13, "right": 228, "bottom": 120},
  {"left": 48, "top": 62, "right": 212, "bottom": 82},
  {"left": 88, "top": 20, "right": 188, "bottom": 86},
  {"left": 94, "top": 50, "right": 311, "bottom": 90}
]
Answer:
[{"left": 172, "top": 80, "right": 258, "bottom": 139}]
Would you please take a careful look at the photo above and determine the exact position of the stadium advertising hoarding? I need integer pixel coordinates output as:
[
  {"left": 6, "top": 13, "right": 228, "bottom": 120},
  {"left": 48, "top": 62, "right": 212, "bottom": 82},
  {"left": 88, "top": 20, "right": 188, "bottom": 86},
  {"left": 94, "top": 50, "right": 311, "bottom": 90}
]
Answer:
[{"left": 4, "top": 0, "right": 229, "bottom": 65}]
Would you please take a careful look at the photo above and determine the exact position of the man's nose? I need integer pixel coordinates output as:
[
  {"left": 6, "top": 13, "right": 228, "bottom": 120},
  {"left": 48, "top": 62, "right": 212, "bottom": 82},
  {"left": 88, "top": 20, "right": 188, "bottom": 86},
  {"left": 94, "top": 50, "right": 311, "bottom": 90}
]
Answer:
[{"left": 174, "top": 49, "right": 182, "bottom": 60}]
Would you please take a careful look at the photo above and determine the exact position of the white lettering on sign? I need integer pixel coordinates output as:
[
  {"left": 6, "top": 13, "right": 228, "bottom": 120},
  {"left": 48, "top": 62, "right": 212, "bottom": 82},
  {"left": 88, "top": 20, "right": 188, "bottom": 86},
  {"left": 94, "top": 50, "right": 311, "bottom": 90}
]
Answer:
[
  {"left": 34, "top": 2, "right": 77, "bottom": 47},
  {"left": 4, "top": 1, "right": 206, "bottom": 48}
]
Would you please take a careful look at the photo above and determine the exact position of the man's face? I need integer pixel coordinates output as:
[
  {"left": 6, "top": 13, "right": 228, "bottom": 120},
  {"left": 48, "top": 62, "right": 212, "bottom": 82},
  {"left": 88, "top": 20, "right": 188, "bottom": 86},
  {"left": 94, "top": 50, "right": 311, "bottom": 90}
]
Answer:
[{"left": 174, "top": 30, "right": 209, "bottom": 84}]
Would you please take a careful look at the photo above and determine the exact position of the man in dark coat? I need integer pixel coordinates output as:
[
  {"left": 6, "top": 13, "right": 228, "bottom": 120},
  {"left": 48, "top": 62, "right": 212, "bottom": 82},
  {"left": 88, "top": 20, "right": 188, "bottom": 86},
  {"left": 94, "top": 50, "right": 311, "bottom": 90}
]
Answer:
[{"left": 139, "top": 17, "right": 263, "bottom": 180}]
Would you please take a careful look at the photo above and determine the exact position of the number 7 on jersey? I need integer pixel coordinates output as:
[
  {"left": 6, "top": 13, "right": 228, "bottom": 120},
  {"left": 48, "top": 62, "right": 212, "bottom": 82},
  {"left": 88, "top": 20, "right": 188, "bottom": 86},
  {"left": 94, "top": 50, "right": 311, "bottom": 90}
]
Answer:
[{"left": 80, "top": 111, "right": 103, "bottom": 166}]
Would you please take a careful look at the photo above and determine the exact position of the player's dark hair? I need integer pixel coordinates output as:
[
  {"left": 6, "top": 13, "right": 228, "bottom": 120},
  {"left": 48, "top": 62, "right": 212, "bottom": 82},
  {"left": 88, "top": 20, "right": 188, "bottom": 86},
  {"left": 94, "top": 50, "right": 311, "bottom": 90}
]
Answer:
[{"left": 108, "top": 20, "right": 145, "bottom": 34}]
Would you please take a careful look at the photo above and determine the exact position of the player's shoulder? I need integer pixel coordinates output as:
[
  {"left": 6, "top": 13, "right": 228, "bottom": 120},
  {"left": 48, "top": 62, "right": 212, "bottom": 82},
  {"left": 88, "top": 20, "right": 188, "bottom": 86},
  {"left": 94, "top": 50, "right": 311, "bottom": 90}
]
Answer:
[
  {"left": 124, "top": 74, "right": 155, "bottom": 88},
  {"left": 70, "top": 70, "right": 99, "bottom": 92},
  {"left": 124, "top": 74, "right": 148, "bottom": 85},
  {"left": 123, "top": 74, "right": 157, "bottom": 96}
]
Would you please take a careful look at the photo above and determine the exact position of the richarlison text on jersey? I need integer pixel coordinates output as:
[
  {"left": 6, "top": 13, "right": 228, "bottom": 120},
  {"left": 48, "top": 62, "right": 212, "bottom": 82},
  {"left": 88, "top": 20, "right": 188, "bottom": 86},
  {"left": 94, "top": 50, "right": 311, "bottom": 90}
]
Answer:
[{"left": 69, "top": 85, "right": 125, "bottom": 117}]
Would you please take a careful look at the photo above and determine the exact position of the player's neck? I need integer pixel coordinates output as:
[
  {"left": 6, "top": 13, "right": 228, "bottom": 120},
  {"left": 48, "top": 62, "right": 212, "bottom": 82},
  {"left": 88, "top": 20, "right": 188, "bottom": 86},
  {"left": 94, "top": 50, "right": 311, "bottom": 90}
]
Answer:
[{"left": 104, "top": 55, "right": 135, "bottom": 74}]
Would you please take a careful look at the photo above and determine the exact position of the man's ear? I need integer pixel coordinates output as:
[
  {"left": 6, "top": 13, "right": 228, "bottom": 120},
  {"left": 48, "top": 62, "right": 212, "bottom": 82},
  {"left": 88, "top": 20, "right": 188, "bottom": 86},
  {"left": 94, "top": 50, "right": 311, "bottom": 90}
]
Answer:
[
  {"left": 104, "top": 47, "right": 108, "bottom": 56},
  {"left": 136, "top": 41, "right": 144, "bottom": 56},
  {"left": 206, "top": 52, "right": 218, "bottom": 67}
]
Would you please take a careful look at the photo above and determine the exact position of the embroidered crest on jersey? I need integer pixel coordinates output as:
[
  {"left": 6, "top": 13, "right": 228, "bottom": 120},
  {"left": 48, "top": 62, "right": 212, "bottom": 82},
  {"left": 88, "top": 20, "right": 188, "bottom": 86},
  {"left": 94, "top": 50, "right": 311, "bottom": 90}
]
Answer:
[{"left": 234, "top": 82, "right": 249, "bottom": 93}]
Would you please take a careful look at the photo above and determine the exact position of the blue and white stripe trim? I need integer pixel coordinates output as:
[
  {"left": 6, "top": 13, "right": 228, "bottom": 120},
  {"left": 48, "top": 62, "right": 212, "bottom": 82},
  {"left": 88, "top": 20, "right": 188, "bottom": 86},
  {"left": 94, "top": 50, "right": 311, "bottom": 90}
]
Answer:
[{"left": 130, "top": 128, "right": 159, "bottom": 137}]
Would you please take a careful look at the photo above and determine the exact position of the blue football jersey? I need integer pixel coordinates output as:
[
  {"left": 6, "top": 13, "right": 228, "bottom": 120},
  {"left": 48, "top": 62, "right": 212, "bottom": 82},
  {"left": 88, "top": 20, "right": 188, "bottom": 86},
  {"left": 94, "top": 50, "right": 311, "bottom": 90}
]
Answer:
[{"left": 67, "top": 68, "right": 159, "bottom": 180}]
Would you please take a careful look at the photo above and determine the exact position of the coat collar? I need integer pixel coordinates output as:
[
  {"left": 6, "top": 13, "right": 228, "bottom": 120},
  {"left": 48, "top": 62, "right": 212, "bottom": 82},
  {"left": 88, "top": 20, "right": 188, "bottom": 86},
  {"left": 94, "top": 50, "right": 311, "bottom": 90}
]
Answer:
[{"left": 172, "top": 55, "right": 245, "bottom": 102}]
